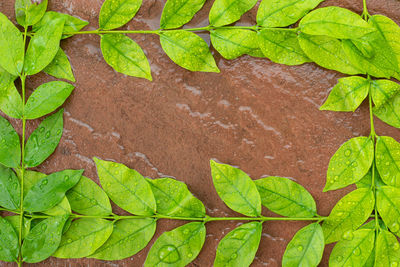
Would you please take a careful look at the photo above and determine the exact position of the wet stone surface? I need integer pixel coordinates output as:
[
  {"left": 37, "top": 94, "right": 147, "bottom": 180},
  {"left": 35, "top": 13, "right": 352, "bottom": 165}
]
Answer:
[{"left": 1, "top": 0, "right": 400, "bottom": 266}]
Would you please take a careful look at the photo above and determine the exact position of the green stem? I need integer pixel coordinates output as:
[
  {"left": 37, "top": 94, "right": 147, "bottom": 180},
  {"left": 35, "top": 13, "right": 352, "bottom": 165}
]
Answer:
[{"left": 362, "top": 0, "right": 369, "bottom": 19}]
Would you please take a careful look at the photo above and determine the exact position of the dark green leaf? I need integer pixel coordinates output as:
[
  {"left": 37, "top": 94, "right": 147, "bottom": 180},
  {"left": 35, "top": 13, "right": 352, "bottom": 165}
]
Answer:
[
  {"left": 0, "top": 81, "right": 23, "bottom": 119},
  {"left": 5, "top": 216, "right": 31, "bottom": 240},
  {"left": 15, "top": 0, "right": 48, "bottom": 26},
  {"left": 355, "top": 167, "right": 385, "bottom": 189},
  {"left": 160, "top": 0, "right": 206, "bottom": 29},
  {"left": 376, "top": 186, "right": 400, "bottom": 236},
  {"left": 371, "top": 79, "right": 400, "bottom": 109},
  {"left": 375, "top": 230, "right": 400, "bottom": 267},
  {"left": 43, "top": 48, "right": 75, "bottom": 82},
  {"left": 99, "top": 0, "right": 142, "bottom": 30},
  {"left": 376, "top": 136, "right": 400, "bottom": 187},
  {"left": 373, "top": 93, "right": 400, "bottom": 128},
  {"left": 0, "top": 216, "right": 19, "bottom": 262},
  {"left": 0, "top": 116, "right": 21, "bottom": 168},
  {"left": 0, "top": 165, "right": 20, "bottom": 210},
  {"left": 209, "top": 0, "right": 257, "bottom": 27}
]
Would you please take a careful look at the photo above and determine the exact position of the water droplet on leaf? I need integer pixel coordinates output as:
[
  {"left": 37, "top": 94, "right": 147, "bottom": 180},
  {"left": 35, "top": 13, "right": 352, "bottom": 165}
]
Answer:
[{"left": 158, "top": 245, "right": 180, "bottom": 263}]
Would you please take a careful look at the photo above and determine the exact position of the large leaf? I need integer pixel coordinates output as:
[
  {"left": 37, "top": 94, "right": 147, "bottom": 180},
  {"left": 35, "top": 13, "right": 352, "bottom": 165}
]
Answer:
[
  {"left": 160, "top": 0, "right": 206, "bottom": 29},
  {"left": 43, "top": 48, "right": 75, "bottom": 82},
  {"left": 376, "top": 186, "right": 400, "bottom": 236},
  {"left": 370, "top": 79, "right": 400, "bottom": 109},
  {"left": 0, "top": 81, "right": 23, "bottom": 119},
  {"left": 15, "top": 0, "right": 48, "bottom": 26},
  {"left": 99, "top": 0, "right": 142, "bottom": 30},
  {"left": 0, "top": 216, "right": 19, "bottom": 262},
  {"left": 209, "top": 0, "right": 257, "bottom": 27},
  {"left": 375, "top": 230, "right": 400, "bottom": 267},
  {"left": 0, "top": 165, "right": 20, "bottom": 210},
  {"left": 0, "top": 116, "right": 21, "bottom": 168},
  {"left": 373, "top": 93, "right": 400, "bottom": 128},
  {"left": 376, "top": 136, "right": 400, "bottom": 187}
]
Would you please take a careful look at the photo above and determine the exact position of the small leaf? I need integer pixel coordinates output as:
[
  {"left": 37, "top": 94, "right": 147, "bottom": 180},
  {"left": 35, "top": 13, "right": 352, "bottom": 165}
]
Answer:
[
  {"left": 324, "top": 137, "right": 374, "bottom": 192},
  {"left": 99, "top": 0, "right": 142, "bottom": 30},
  {"left": 43, "top": 48, "right": 75, "bottom": 82},
  {"left": 43, "top": 196, "right": 71, "bottom": 216},
  {"left": 94, "top": 158, "right": 156, "bottom": 215},
  {"left": 0, "top": 165, "right": 20, "bottom": 210},
  {"left": 147, "top": 177, "right": 205, "bottom": 218},
  {"left": 214, "top": 222, "right": 262, "bottom": 267},
  {"left": 376, "top": 136, "right": 400, "bottom": 187},
  {"left": 373, "top": 93, "right": 400, "bottom": 128},
  {"left": 320, "top": 76, "right": 370, "bottom": 112},
  {"left": 144, "top": 222, "right": 206, "bottom": 267},
  {"left": 375, "top": 230, "right": 400, "bottom": 267},
  {"left": 376, "top": 186, "right": 400, "bottom": 237},
  {"left": 255, "top": 176, "right": 317, "bottom": 217},
  {"left": 0, "top": 66, "right": 17, "bottom": 90},
  {"left": 24, "top": 81, "right": 74, "bottom": 120},
  {"left": 160, "top": 31, "right": 219, "bottom": 73},
  {"left": 5, "top": 216, "right": 31, "bottom": 240},
  {"left": 0, "top": 116, "right": 21, "bottom": 168},
  {"left": 22, "top": 170, "right": 46, "bottom": 195},
  {"left": 209, "top": 0, "right": 257, "bottom": 27},
  {"left": 282, "top": 223, "right": 324, "bottom": 267},
  {"left": 370, "top": 79, "right": 400, "bottom": 109},
  {"left": 0, "top": 216, "right": 19, "bottom": 262},
  {"left": 355, "top": 167, "right": 385, "bottom": 189},
  {"left": 160, "top": 0, "right": 206, "bottom": 29},
  {"left": 210, "top": 160, "right": 261, "bottom": 217},
  {"left": 90, "top": 218, "right": 156, "bottom": 260},
  {"left": 15, "top": 0, "right": 48, "bottom": 26},
  {"left": 322, "top": 188, "right": 375, "bottom": 244},
  {"left": 101, "top": 33, "right": 152, "bottom": 80},
  {"left": 0, "top": 81, "right": 23, "bottom": 119}
]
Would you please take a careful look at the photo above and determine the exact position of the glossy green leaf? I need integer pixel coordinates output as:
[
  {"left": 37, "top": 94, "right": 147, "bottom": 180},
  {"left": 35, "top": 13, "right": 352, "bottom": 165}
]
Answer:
[
  {"left": 373, "top": 93, "right": 400, "bottom": 128},
  {"left": 94, "top": 158, "right": 156, "bottom": 215},
  {"left": 15, "top": 0, "right": 47, "bottom": 26},
  {"left": 160, "top": 0, "right": 206, "bottom": 29},
  {"left": 320, "top": 76, "right": 369, "bottom": 112},
  {"left": 160, "top": 31, "right": 219, "bottom": 73},
  {"left": 24, "top": 17, "right": 64, "bottom": 75},
  {"left": 99, "top": 0, "right": 142, "bottom": 30},
  {"left": 43, "top": 48, "right": 75, "bottom": 82},
  {"left": 370, "top": 79, "right": 400, "bottom": 109},
  {"left": 90, "top": 218, "right": 156, "bottom": 260},
  {"left": 257, "top": 0, "right": 324, "bottom": 27},
  {"left": 0, "top": 216, "right": 19, "bottom": 262},
  {"left": 255, "top": 176, "right": 316, "bottom": 217},
  {"left": 214, "top": 222, "right": 262, "bottom": 267},
  {"left": 22, "top": 215, "right": 67, "bottom": 263},
  {"left": 329, "top": 229, "right": 375, "bottom": 267},
  {"left": 23, "top": 169, "right": 83, "bottom": 212},
  {"left": 299, "top": 6, "right": 374, "bottom": 39},
  {"left": 210, "top": 160, "right": 261, "bottom": 217},
  {"left": 24, "top": 109, "right": 64, "bottom": 168},
  {"left": 376, "top": 186, "right": 400, "bottom": 236},
  {"left": 282, "top": 223, "right": 324, "bottom": 267},
  {"left": 101, "top": 33, "right": 152, "bottom": 80},
  {"left": 355, "top": 167, "right": 385, "bottom": 189},
  {"left": 375, "top": 230, "right": 400, "bottom": 267},
  {"left": 66, "top": 176, "right": 112, "bottom": 216},
  {"left": 376, "top": 136, "right": 400, "bottom": 187},
  {"left": 5, "top": 216, "right": 31, "bottom": 240},
  {"left": 144, "top": 222, "right": 206, "bottom": 267},
  {"left": 0, "top": 116, "right": 21, "bottom": 168},
  {"left": 258, "top": 29, "right": 310, "bottom": 65},
  {"left": 0, "top": 81, "right": 23, "bottom": 119},
  {"left": 0, "top": 165, "right": 20, "bottom": 210},
  {"left": 324, "top": 137, "right": 374, "bottom": 191},
  {"left": 24, "top": 81, "right": 74, "bottom": 120},
  {"left": 322, "top": 188, "right": 374, "bottom": 244},
  {"left": 44, "top": 196, "right": 71, "bottom": 216},
  {"left": 147, "top": 177, "right": 205, "bottom": 218},
  {"left": 23, "top": 170, "right": 46, "bottom": 195},
  {"left": 54, "top": 218, "right": 113, "bottom": 258},
  {"left": 209, "top": 0, "right": 257, "bottom": 27}
]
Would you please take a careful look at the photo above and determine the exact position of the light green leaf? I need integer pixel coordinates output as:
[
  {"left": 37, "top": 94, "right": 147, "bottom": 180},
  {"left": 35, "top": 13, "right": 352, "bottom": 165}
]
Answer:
[
  {"left": 94, "top": 158, "right": 156, "bottom": 215},
  {"left": 43, "top": 196, "right": 71, "bottom": 216},
  {"left": 299, "top": 6, "right": 374, "bottom": 39},
  {"left": 0, "top": 116, "right": 21, "bottom": 168},
  {"left": 324, "top": 137, "right": 374, "bottom": 191},
  {"left": 0, "top": 216, "right": 19, "bottom": 262},
  {"left": 160, "top": 31, "right": 219, "bottom": 73},
  {"left": 99, "top": 0, "right": 142, "bottom": 30},
  {"left": 355, "top": 167, "right": 385, "bottom": 189},
  {"left": 210, "top": 160, "right": 261, "bottom": 217},
  {"left": 371, "top": 79, "right": 400, "bottom": 109},
  {"left": 0, "top": 66, "right": 16, "bottom": 90},
  {"left": 24, "top": 17, "right": 64, "bottom": 75},
  {"left": 24, "top": 81, "right": 74, "bottom": 120},
  {"left": 322, "top": 188, "right": 374, "bottom": 244},
  {"left": 258, "top": 29, "right": 310, "bottom": 65},
  {"left": 0, "top": 81, "right": 23, "bottom": 119},
  {"left": 282, "top": 223, "right": 324, "bottom": 267},
  {"left": 101, "top": 33, "right": 152, "bottom": 80},
  {"left": 54, "top": 218, "right": 113, "bottom": 258},
  {"left": 376, "top": 186, "right": 400, "bottom": 236},
  {"left": 376, "top": 136, "right": 400, "bottom": 187},
  {"left": 320, "top": 76, "right": 369, "bottom": 112},
  {"left": 214, "top": 222, "right": 262, "bottom": 267},
  {"left": 255, "top": 176, "right": 317, "bottom": 217},
  {"left": 15, "top": 0, "right": 48, "bottom": 26},
  {"left": 144, "top": 222, "right": 206, "bottom": 267},
  {"left": 375, "top": 230, "right": 400, "bottom": 267},
  {"left": 66, "top": 176, "right": 112, "bottom": 216},
  {"left": 90, "top": 218, "right": 156, "bottom": 260},
  {"left": 329, "top": 229, "right": 375, "bottom": 267},
  {"left": 209, "top": 0, "right": 257, "bottom": 27},
  {"left": 5, "top": 216, "right": 31, "bottom": 240},
  {"left": 147, "top": 177, "right": 205, "bottom": 218},
  {"left": 373, "top": 93, "right": 400, "bottom": 128},
  {"left": 160, "top": 0, "right": 206, "bottom": 29},
  {"left": 0, "top": 165, "right": 20, "bottom": 210},
  {"left": 43, "top": 48, "right": 75, "bottom": 82},
  {"left": 257, "top": 0, "right": 324, "bottom": 27},
  {"left": 22, "top": 170, "right": 46, "bottom": 195}
]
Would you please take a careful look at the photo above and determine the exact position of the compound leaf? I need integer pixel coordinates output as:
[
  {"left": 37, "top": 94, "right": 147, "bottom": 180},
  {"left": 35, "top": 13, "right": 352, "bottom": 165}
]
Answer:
[
  {"left": 160, "top": 0, "right": 206, "bottom": 29},
  {"left": 43, "top": 48, "right": 75, "bottom": 82},
  {"left": 0, "top": 165, "right": 20, "bottom": 210},
  {"left": 0, "top": 116, "right": 20, "bottom": 168},
  {"left": 209, "top": 0, "right": 257, "bottom": 27},
  {"left": 99, "top": 0, "right": 142, "bottom": 30},
  {"left": 0, "top": 216, "right": 18, "bottom": 262},
  {"left": 15, "top": 0, "right": 48, "bottom": 26}
]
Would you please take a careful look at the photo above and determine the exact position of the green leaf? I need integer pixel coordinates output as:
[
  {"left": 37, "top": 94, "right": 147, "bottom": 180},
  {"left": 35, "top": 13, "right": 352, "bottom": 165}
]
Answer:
[
  {"left": 355, "top": 167, "right": 385, "bottom": 189},
  {"left": 210, "top": 160, "right": 261, "bottom": 217},
  {"left": 0, "top": 81, "right": 23, "bottom": 119},
  {"left": 24, "top": 81, "right": 74, "bottom": 120},
  {"left": 43, "top": 196, "right": 71, "bottom": 216},
  {"left": 144, "top": 222, "right": 206, "bottom": 267},
  {"left": 209, "top": 0, "right": 257, "bottom": 27},
  {"left": 255, "top": 176, "right": 317, "bottom": 217},
  {"left": 23, "top": 169, "right": 83, "bottom": 212},
  {"left": 324, "top": 137, "right": 374, "bottom": 191},
  {"left": 375, "top": 230, "right": 400, "bottom": 267},
  {"left": 0, "top": 116, "right": 21, "bottom": 168},
  {"left": 320, "top": 76, "right": 370, "bottom": 112},
  {"left": 22, "top": 215, "right": 67, "bottom": 263},
  {"left": 371, "top": 79, "right": 400, "bottom": 109},
  {"left": 160, "top": 0, "right": 206, "bottom": 29},
  {"left": 299, "top": 6, "right": 374, "bottom": 39},
  {"left": 24, "top": 109, "right": 64, "bottom": 168},
  {"left": 66, "top": 176, "right": 112, "bottom": 216},
  {"left": 43, "top": 48, "right": 75, "bottom": 82},
  {"left": 376, "top": 136, "right": 400, "bottom": 187},
  {"left": 0, "top": 12, "right": 24, "bottom": 76},
  {"left": 22, "top": 170, "right": 46, "bottom": 195},
  {"left": 24, "top": 17, "right": 64, "bottom": 76},
  {"left": 376, "top": 186, "right": 400, "bottom": 236},
  {"left": 298, "top": 33, "right": 363, "bottom": 75},
  {"left": 147, "top": 177, "right": 205, "bottom": 218},
  {"left": 0, "top": 165, "right": 20, "bottom": 210},
  {"left": 329, "top": 229, "right": 375, "bottom": 267},
  {"left": 282, "top": 223, "right": 324, "bottom": 267},
  {"left": 100, "top": 33, "right": 152, "bottom": 80},
  {"left": 5, "top": 216, "right": 31, "bottom": 240},
  {"left": 0, "top": 66, "right": 16, "bottom": 90},
  {"left": 322, "top": 188, "right": 374, "bottom": 244},
  {"left": 160, "top": 31, "right": 219, "bottom": 73},
  {"left": 258, "top": 29, "right": 310, "bottom": 65},
  {"left": 257, "top": 0, "right": 324, "bottom": 27},
  {"left": 94, "top": 158, "right": 156, "bottom": 215},
  {"left": 0, "top": 216, "right": 19, "bottom": 262},
  {"left": 90, "top": 218, "right": 156, "bottom": 260},
  {"left": 373, "top": 93, "right": 400, "bottom": 128},
  {"left": 15, "top": 0, "right": 48, "bottom": 26},
  {"left": 214, "top": 222, "right": 262, "bottom": 267},
  {"left": 99, "top": 0, "right": 142, "bottom": 30},
  {"left": 54, "top": 218, "right": 113, "bottom": 258}
]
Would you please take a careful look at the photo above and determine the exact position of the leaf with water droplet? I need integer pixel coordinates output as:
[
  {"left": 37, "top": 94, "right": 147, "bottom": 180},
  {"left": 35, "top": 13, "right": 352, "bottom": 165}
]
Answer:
[
  {"left": 370, "top": 79, "right": 400, "bottom": 109},
  {"left": 43, "top": 48, "right": 75, "bottom": 82},
  {"left": 99, "top": 0, "right": 141, "bottom": 30},
  {"left": 5, "top": 215, "right": 31, "bottom": 240},
  {"left": 0, "top": 216, "right": 19, "bottom": 262},
  {"left": 15, "top": 0, "right": 48, "bottom": 26},
  {"left": 0, "top": 81, "right": 23, "bottom": 119},
  {"left": 376, "top": 136, "right": 400, "bottom": 187},
  {"left": 0, "top": 116, "right": 21, "bottom": 168},
  {"left": 209, "top": 0, "right": 257, "bottom": 27},
  {"left": 377, "top": 186, "right": 400, "bottom": 237},
  {"left": 160, "top": 0, "right": 206, "bottom": 29},
  {"left": 375, "top": 230, "right": 400, "bottom": 267},
  {"left": 373, "top": 92, "right": 400, "bottom": 129},
  {"left": 0, "top": 165, "right": 20, "bottom": 210}
]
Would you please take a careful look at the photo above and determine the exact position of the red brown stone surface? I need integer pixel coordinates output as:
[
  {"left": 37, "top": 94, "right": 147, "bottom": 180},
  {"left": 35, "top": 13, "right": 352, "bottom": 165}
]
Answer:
[{"left": 1, "top": 0, "right": 400, "bottom": 266}]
